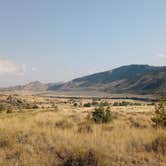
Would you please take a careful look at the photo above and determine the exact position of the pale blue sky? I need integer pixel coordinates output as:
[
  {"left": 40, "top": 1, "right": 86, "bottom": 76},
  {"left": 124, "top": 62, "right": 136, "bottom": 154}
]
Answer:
[{"left": 0, "top": 0, "right": 166, "bottom": 86}]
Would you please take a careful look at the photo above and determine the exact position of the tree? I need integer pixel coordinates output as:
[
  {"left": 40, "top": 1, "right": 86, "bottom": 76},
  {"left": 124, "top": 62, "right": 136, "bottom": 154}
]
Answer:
[
  {"left": 92, "top": 106, "right": 112, "bottom": 124},
  {"left": 151, "top": 97, "right": 166, "bottom": 127},
  {"left": 92, "top": 107, "right": 105, "bottom": 124}
]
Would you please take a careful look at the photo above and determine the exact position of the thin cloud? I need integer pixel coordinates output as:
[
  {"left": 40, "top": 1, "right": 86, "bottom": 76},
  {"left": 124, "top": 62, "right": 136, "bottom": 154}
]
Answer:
[
  {"left": 155, "top": 53, "right": 166, "bottom": 59},
  {"left": 31, "top": 67, "right": 37, "bottom": 72},
  {"left": 0, "top": 59, "right": 26, "bottom": 75}
]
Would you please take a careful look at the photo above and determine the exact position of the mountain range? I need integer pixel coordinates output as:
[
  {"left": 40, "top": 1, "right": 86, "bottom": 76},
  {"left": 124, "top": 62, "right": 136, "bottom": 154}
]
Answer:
[{"left": 2, "top": 65, "right": 166, "bottom": 94}]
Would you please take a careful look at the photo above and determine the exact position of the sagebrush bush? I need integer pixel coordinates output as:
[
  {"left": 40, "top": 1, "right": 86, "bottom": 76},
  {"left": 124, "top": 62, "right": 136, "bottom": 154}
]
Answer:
[
  {"left": 6, "top": 109, "right": 12, "bottom": 114},
  {"left": 145, "top": 135, "right": 166, "bottom": 155},
  {"left": 92, "top": 107, "right": 105, "bottom": 124},
  {"left": 62, "top": 150, "right": 98, "bottom": 166},
  {"left": 112, "top": 101, "right": 141, "bottom": 106},
  {"left": 32, "top": 104, "right": 39, "bottom": 109},
  {"left": 151, "top": 98, "right": 166, "bottom": 127},
  {"left": 99, "top": 101, "right": 109, "bottom": 107},
  {"left": 73, "top": 103, "right": 78, "bottom": 107},
  {"left": 55, "top": 120, "right": 74, "bottom": 129},
  {"left": 104, "top": 108, "right": 112, "bottom": 123},
  {"left": 77, "top": 123, "right": 93, "bottom": 134},
  {"left": 91, "top": 101, "right": 98, "bottom": 106},
  {"left": 83, "top": 103, "right": 91, "bottom": 107},
  {"left": 92, "top": 107, "right": 112, "bottom": 124}
]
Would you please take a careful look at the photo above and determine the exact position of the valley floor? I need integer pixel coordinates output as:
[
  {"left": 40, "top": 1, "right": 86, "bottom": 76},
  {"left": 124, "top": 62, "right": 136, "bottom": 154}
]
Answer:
[{"left": 0, "top": 94, "right": 165, "bottom": 166}]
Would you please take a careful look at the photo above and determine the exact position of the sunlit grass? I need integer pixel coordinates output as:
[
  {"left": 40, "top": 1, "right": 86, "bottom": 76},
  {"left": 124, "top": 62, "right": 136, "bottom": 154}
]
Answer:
[{"left": 0, "top": 99, "right": 165, "bottom": 165}]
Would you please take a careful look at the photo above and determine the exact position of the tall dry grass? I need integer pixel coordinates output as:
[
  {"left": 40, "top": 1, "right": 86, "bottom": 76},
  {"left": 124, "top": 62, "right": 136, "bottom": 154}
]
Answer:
[{"left": 0, "top": 107, "right": 165, "bottom": 166}]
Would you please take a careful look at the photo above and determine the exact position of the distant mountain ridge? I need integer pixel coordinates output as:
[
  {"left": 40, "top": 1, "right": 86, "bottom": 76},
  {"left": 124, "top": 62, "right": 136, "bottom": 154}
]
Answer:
[
  {"left": 1, "top": 65, "right": 166, "bottom": 94},
  {"left": 1, "top": 81, "right": 48, "bottom": 91},
  {"left": 49, "top": 64, "right": 166, "bottom": 94}
]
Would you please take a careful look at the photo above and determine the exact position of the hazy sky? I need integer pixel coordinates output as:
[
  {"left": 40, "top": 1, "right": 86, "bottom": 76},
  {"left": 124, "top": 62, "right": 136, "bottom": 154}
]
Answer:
[{"left": 0, "top": 0, "right": 166, "bottom": 86}]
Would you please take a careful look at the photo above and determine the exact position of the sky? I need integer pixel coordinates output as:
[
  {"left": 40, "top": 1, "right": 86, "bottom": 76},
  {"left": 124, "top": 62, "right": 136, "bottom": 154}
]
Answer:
[{"left": 0, "top": 0, "right": 166, "bottom": 86}]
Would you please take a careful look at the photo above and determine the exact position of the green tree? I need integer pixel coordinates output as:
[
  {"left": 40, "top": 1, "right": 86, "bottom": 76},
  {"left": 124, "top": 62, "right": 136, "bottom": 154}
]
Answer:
[
  {"left": 151, "top": 97, "right": 166, "bottom": 127},
  {"left": 99, "top": 101, "right": 109, "bottom": 107},
  {"left": 92, "top": 107, "right": 105, "bottom": 124},
  {"left": 84, "top": 103, "right": 91, "bottom": 107},
  {"left": 92, "top": 106, "right": 112, "bottom": 124}
]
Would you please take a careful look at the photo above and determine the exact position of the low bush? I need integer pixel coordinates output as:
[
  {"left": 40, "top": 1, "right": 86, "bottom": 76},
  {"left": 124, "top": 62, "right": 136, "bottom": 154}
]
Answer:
[
  {"left": 99, "top": 101, "right": 109, "bottom": 107},
  {"left": 83, "top": 103, "right": 91, "bottom": 107},
  {"left": 6, "top": 108, "right": 13, "bottom": 114},
  {"left": 0, "top": 136, "right": 10, "bottom": 148},
  {"left": 91, "top": 101, "right": 98, "bottom": 106},
  {"left": 145, "top": 135, "right": 166, "bottom": 155},
  {"left": 92, "top": 107, "right": 112, "bottom": 124},
  {"left": 55, "top": 120, "right": 74, "bottom": 129},
  {"left": 77, "top": 123, "right": 93, "bottom": 134},
  {"left": 73, "top": 103, "right": 78, "bottom": 107},
  {"left": 151, "top": 98, "right": 166, "bottom": 127},
  {"left": 32, "top": 104, "right": 39, "bottom": 109},
  {"left": 113, "top": 101, "right": 141, "bottom": 106},
  {"left": 62, "top": 150, "right": 98, "bottom": 166},
  {"left": 129, "top": 117, "right": 149, "bottom": 128}
]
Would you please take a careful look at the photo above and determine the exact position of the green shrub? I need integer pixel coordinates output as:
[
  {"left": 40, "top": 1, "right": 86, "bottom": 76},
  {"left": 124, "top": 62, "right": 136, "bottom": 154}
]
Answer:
[
  {"left": 84, "top": 103, "right": 91, "bottom": 107},
  {"left": 151, "top": 98, "right": 166, "bottom": 127},
  {"left": 32, "top": 104, "right": 39, "bottom": 109},
  {"left": 112, "top": 101, "right": 141, "bottom": 106},
  {"left": 103, "top": 108, "right": 112, "bottom": 123},
  {"left": 112, "top": 102, "right": 119, "bottom": 106},
  {"left": 99, "top": 101, "right": 109, "bottom": 107},
  {"left": 147, "top": 102, "right": 155, "bottom": 106},
  {"left": 92, "top": 107, "right": 105, "bottom": 124},
  {"left": 92, "top": 107, "right": 112, "bottom": 124},
  {"left": 62, "top": 150, "right": 98, "bottom": 166},
  {"left": 6, "top": 108, "right": 12, "bottom": 114},
  {"left": 73, "top": 103, "right": 78, "bottom": 107}
]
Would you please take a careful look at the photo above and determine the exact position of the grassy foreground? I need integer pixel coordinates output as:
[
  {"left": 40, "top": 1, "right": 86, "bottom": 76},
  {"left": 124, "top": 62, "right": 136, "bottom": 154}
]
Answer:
[{"left": 0, "top": 105, "right": 165, "bottom": 166}]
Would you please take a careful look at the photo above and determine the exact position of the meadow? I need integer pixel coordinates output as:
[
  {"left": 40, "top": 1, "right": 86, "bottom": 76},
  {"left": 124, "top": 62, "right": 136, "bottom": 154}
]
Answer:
[{"left": 0, "top": 94, "right": 165, "bottom": 166}]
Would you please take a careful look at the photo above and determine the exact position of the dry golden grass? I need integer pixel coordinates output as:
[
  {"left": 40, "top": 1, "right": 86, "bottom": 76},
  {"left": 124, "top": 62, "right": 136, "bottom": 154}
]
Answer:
[{"left": 0, "top": 96, "right": 165, "bottom": 166}]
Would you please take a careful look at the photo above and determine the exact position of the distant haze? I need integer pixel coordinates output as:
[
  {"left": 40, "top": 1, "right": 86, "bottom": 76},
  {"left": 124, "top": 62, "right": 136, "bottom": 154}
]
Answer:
[{"left": 0, "top": 0, "right": 166, "bottom": 86}]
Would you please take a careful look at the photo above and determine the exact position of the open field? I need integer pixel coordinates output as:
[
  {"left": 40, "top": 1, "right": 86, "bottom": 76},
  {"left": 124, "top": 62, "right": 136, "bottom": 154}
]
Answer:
[{"left": 0, "top": 93, "right": 165, "bottom": 166}]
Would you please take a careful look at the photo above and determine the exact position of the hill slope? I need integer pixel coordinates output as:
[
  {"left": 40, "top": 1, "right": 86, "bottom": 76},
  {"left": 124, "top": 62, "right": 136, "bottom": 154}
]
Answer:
[
  {"left": 49, "top": 65, "right": 166, "bottom": 94},
  {"left": 1, "top": 65, "right": 166, "bottom": 94},
  {"left": 1, "top": 81, "right": 48, "bottom": 91}
]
